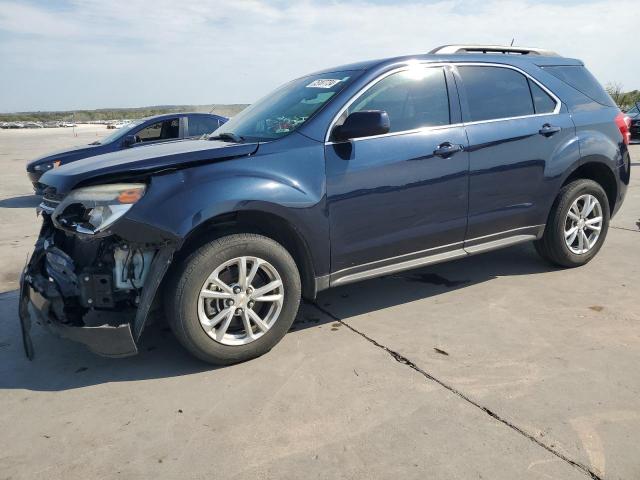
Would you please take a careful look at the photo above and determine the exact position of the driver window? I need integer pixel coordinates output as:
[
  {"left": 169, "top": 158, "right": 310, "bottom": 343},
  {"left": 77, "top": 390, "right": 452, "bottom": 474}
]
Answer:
[
  {"left": 344, "top": 67, "right": 450, "bottom": 133},
  {"left": 136, "top": 118, "right": 180, "bottom": 142}
]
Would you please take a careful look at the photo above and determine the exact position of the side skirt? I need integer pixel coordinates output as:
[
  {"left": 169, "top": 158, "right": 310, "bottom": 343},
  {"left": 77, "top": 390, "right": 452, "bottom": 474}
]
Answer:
[{"left": 323, "top": 225, "right": 544, "bottom": 289}]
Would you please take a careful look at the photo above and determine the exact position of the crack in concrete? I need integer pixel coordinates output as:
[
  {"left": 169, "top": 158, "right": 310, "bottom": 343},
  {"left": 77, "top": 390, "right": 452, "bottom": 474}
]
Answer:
[
  {"left": 310, "top": 301, "right": 603, "bottom": 480},
  {"left": 610, "top": 225, "right": 639, "bottom": 233}
]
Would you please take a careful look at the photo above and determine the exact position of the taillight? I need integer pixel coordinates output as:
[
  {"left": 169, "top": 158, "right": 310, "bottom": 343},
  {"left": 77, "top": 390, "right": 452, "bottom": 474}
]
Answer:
[{"left": 615, "top": 112, "right": 631, "bottom": 145}]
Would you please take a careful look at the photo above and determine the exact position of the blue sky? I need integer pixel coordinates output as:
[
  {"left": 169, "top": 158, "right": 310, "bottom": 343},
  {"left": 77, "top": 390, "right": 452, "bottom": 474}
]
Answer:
[{"left": 0, "top": 0, "right": 638, "bottom": 112}]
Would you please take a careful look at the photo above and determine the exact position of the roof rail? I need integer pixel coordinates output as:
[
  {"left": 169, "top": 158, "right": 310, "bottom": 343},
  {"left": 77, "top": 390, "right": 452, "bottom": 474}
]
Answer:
[{"left": 429, "top": 45, "right": 560, "bottom": 57}]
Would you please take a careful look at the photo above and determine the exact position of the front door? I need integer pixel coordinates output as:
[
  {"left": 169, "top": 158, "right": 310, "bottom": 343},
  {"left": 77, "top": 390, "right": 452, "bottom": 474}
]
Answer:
[{"left": 325, "top": 65, "right": 469, "bottom": 283}]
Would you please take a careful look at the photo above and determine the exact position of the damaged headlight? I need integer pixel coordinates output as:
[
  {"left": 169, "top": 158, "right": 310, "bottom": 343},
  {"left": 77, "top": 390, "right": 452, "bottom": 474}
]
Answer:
[{"left": 52, "top": 183, "right": 146, "bottom": 235}]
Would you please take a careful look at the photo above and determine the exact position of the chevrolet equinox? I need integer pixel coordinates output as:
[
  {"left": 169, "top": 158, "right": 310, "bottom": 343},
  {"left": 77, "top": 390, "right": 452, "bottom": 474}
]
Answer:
[{"left": 20, "top": 45, "right": 631, "bottom": 365}]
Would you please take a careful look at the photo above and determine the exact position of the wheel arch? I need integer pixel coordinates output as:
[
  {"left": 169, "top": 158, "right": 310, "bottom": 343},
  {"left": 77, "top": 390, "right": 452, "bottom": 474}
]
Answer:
[
  {"left": 174, "top": 209, "right": 319, "bottom": 300},
  {"left": 560, "top": 158, "right": 618, "bottom": 214}
]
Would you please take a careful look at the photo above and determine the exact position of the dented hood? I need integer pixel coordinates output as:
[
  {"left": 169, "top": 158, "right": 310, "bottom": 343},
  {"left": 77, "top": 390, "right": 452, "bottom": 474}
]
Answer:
[{"left": 40, "top": 139, "right": 259, "bottom": 194}]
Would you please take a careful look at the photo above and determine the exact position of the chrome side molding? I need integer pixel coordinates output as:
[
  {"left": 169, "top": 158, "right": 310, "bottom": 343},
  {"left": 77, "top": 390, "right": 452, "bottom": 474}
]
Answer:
[{"left": 329, "top": 229, "right": 541, "bottom": 287}]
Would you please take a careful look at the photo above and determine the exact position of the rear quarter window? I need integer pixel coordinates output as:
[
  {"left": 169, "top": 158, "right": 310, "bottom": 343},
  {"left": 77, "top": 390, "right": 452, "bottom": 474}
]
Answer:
[
  {"left": 529, "top": 81, "right": 557, "bottom": 114},
  {"left": 542, "top": 66, "right": 616, "bottom": 107}
]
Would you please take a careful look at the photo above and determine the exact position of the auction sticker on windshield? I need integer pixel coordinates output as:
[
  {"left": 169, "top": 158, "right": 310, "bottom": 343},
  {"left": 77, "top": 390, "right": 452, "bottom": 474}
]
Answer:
[{"left": 306, "top": 79, "right": 342, "bottom": 88}]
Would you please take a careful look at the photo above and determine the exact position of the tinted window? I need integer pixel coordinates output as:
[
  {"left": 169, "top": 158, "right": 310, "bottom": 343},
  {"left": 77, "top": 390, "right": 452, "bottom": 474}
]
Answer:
[
  {"left": 346, "top": 67, "right": 450, "bottom": 133},
  {"left": 529, "top": 80, "right": 556, "bottom": 114},
  {"left": 136, "top": 119, "right": 179, "bottom": 142},
  {"left": 188, "top": 116, "right": 223, "bottom": 137},
  {"left": 458, "top": 66, "right": 534, "bottom": 122},
  {"left": 543, "top": 66, "right": 615, "bottom": 107}
]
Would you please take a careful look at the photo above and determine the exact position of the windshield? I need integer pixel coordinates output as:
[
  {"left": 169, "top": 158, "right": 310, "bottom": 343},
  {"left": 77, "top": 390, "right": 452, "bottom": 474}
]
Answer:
[
  {"left": 626, "top": 105, "right": 639, "bottom": 117},
  {"left": 97, "top": 120, "right": 144, "bottom": 144},
  {"left": 213, "top": 71, "right": 357, "bottom": 141}
]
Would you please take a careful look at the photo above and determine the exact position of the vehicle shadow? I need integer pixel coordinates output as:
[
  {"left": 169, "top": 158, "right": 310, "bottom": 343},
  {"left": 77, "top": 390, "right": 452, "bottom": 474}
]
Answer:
[
  {"left": 311, "top": 242, "right": 556, "bottom": 320},
  {"left": 0, "top": 243, "right": 558, "bottom": 392},
  {"left": 0, "top": 290, "right": 214, "bottom": 392},
  {"left": 0, "top": 195, "right": 41, "bottom": 209}
]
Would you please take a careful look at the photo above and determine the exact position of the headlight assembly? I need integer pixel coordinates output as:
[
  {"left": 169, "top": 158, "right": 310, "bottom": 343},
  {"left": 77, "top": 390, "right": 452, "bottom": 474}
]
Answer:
[
  {"left": 52, "top": 183, "right": 146, "bottom": 235},
  {"left": 34, "top": 162, "right": 54, "bottom": 172}
]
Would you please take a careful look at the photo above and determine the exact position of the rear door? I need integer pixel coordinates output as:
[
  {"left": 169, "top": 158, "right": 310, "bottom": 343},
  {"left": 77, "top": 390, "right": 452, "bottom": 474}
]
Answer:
[
  {"left": 454, "top": 64, "right": 575, "bottom": 246},
  {"left": 325, "top": 65, "right": 470, "bottom": 281}
]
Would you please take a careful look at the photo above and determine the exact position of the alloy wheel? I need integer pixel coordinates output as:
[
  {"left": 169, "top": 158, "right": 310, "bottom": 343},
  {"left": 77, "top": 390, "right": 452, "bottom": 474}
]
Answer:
[
  {"left": 564, "top": 194, "right": 603, "bottom": 255},
  {"left": 198, "top": 256, "right": 284, "bottom": 345}
]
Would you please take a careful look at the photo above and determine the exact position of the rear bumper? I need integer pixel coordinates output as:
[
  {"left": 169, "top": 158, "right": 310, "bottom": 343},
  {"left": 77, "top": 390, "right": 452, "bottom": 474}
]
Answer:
[{"left": 609, "top": 147, "right": 631, "bottom": 219}]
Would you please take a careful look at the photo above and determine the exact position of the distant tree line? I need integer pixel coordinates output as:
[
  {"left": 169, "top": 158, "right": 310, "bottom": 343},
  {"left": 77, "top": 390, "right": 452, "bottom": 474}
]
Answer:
[
  {"left": 4, "top": 85, "right": 639, "bottom": 123},
  {"left": 0, "top": 104, "right": 248, "bottom": 123},
  {"left": 605, "top": 84, "right": 640, "bottom": 110}
]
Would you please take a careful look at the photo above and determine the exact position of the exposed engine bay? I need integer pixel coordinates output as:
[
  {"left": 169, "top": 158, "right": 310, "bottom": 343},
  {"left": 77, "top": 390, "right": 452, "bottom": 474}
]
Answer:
[
  {"left": 19, "top": 212, "right": 175, "bottom": 358},
  {"left": 44, "top": 232, "right": 157, "bottom": 310}
]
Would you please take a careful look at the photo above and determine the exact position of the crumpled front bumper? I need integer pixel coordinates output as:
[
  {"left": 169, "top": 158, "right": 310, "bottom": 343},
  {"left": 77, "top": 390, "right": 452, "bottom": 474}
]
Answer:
[
  {"left": 18, "top": 219, "right": 175, "bottom": 359},
  {"left": 19, "top": 256, "right": 138, "bottom": 358}
]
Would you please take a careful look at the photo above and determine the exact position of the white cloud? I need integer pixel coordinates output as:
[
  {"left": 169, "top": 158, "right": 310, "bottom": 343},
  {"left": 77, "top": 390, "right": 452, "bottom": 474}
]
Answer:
[{"left": 0, "top": 0, "right": 638, "bottom": 111}]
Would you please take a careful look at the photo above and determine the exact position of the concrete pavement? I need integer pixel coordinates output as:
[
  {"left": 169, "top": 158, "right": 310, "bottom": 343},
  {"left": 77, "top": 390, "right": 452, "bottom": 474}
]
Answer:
[{"left": 0, "top": 127, "right": 638, "bottom": 479}]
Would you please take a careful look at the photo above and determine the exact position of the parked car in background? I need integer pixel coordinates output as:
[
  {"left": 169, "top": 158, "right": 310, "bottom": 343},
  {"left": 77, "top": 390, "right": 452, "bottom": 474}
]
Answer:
[
  {"left": 23, "top": 121, "right": 44, "bottom": 128},
  {"left": 26, "top": 112, "right": 228, "bottom": 193},
  {"left": 625, "top": 102, "right": 640, "bottom": 141},
  {"left": 20, "top": 45, "right": 630, "bottom": 365}
]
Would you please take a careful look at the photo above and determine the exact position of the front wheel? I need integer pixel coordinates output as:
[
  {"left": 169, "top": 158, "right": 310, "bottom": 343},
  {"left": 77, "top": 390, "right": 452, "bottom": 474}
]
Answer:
[
  {"left": 535, "top": 179, "right": 610, "bottom": 267},
  {"left": 166, "top": 233, "right": 301, "bottom": 365}
]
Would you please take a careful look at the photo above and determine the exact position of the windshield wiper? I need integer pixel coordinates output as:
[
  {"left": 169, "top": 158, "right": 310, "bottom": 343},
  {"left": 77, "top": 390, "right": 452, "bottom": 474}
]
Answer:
[
  {"left": 208, "top": 132, "right": 244, "bottom": 143},
  {"left": 89, "top": 141, "right": 101, "bottom": 145}
]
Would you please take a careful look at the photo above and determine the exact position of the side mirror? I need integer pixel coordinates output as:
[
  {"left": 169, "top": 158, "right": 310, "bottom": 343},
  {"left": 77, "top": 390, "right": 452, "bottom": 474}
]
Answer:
[
  {"left": 123, "top": 134, "right": 137, "bottom": 147},
  {"left": 332, "top": 110, "right": 390, "bottom": 142}
]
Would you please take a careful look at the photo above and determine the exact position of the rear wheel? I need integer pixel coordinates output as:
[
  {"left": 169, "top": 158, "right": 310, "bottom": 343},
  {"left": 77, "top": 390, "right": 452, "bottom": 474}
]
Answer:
[
  {"left": 166, "top": 233, "right": 301, "bottom": 365},
  {"left": 535, "top": 179, "right": 610, "bottom": 267}
]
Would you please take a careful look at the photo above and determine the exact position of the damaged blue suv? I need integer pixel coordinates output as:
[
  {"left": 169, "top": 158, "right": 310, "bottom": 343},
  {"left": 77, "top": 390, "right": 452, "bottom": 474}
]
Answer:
[{"left": 20, "top": 45, "right": 631, "bottom": 365}]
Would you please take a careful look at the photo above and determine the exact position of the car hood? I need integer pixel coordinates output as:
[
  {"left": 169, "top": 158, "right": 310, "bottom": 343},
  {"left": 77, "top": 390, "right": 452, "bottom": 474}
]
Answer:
[
  {"left": 27, "top": 143, "right": 102, "bottom": 170},
  {"left": 41, "top": 140, "right": 259, "bottom": 194}
]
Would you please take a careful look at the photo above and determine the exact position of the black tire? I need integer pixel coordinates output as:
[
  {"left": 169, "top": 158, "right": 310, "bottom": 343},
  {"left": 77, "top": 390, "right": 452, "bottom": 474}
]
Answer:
[
  {"left": 166, "top": 233, "right": 301, "bottom": 365},
  {"left": 534, "top": 179, "right": 610, "bottom": 268}
]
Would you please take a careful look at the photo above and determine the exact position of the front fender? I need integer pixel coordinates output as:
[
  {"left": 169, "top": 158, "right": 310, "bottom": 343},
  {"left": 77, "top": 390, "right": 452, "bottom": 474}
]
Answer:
[{"left": 123, "top": 140, "right": 329, "bottom": 276}]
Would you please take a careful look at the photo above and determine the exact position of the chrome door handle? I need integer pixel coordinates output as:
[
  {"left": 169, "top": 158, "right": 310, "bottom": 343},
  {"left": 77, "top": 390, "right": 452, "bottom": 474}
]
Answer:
[
  {"left": 433, "top": 142, "right": 463, "bottom": 157},
  {"left": 539, "top": 124, "right": 561, "bottom": 136}
]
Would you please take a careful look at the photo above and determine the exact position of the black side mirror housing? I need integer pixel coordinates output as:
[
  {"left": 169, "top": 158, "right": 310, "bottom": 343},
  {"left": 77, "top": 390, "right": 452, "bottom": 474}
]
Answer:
[
  {"left": 123, "top": 134, "right": 137, "bottom": 147},
  {"left": 332, "top": 110, "right": 390, "bottom": 142}
]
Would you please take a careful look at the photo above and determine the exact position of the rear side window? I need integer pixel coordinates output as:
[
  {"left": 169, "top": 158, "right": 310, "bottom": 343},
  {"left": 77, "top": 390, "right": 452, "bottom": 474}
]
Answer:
[
  {"left": 188, "top": 116, "right": 224, "bottom": 137},
  {"left": 543, "top": 66, "right": 615, "bottom": 107},
  {"left": 458, "top": 66, "right": 534, "bottom": 121},
  {"left": 347, "top": 67, "right": 450, "bottom": 133}
]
